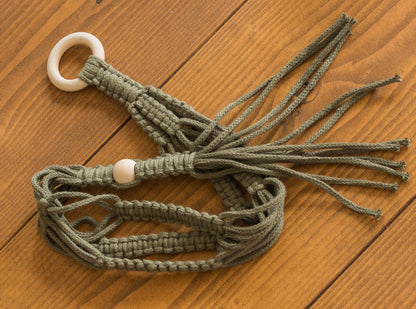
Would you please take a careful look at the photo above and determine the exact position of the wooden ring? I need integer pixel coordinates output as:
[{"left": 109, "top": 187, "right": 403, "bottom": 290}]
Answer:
[{"left": 47, "top": 32, "right": 105, "bottom": 92}]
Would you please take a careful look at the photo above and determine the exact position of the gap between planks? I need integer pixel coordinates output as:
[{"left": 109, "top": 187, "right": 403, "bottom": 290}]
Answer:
[{"left": 306, "top": 193, "right": 416, "bottom": 309}]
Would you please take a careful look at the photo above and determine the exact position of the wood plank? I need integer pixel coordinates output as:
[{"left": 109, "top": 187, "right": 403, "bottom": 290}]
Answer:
[
  {"left": 1, "top": 0, "right": 415, "bottom": 309},
  {"left": 0, "top": 0, "right": 245, "bottom": 247},
  {"left": 312, "top": 198, "right": 416, "bottom": 308}
]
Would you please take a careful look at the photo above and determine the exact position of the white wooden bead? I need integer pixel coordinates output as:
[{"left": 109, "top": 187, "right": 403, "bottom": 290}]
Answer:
[{"left": 113, "top": 159, "right": 136, "bottom": 184}]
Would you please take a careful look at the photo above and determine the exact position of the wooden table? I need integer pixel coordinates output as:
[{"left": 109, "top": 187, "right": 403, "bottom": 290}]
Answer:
[{"left": 1, "top": 0, "right": 415, "bottom": 308}]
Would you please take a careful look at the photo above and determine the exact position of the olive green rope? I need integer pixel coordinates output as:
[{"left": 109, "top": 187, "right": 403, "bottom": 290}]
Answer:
[
  {"left": 32, "top": 13, "right": 409, "bottom": 272},
  {"left": 192, "top": 15, "right": 355, "bottom": 152}
]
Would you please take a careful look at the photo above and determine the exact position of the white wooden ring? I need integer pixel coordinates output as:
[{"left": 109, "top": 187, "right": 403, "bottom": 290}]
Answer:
[{"left": 47, "top": 32, "right": 105, "bottom": 92}]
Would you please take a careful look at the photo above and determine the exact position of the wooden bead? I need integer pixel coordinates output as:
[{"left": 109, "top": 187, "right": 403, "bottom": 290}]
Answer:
[{"left": 113, "top": 159, "right": 136, "bottom": 184}]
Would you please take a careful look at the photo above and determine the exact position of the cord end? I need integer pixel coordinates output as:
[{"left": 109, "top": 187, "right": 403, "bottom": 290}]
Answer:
[
  {"left": 389, "top": 183, "right": 399, "bottom": 192},
  {"left": 401, "top": 138, "right": 410, "bottom": 148},
  {"left": 394, "top": 74, "right": 402, "bottom": 82}
]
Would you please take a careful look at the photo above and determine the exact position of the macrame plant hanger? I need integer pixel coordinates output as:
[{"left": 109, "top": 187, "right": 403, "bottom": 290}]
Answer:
[{"left": 33, "top": 14, "right": 409, "bottom": 272}]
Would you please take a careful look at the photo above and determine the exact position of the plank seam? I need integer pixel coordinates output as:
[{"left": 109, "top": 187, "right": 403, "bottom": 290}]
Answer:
[{"left": 305, "top": 193, "right": 416, "bottom": 309}]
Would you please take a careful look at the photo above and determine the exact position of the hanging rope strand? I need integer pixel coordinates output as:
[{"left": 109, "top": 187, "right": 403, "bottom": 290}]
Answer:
[
  {"left": 206, "top": 19, "right": 355, "bottom": 152},
  {"left": 191, "top": 14, "right": 354, "bottom": 151},
  {"left": 225, "top": 19, "right": 355, "bottom": 140},
  {"left": 273, "top": 75, "right": 401, "bottom": 145}
]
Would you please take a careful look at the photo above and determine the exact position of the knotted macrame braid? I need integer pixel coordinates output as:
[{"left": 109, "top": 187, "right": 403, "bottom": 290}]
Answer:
[{"left": 32, "top": 14, "right": 409, "bottom": 272}]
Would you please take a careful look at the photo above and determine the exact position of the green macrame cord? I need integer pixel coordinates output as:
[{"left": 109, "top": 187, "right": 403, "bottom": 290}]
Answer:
[{"left": 32, "top": 14, "right": 409, "bottom": 272}]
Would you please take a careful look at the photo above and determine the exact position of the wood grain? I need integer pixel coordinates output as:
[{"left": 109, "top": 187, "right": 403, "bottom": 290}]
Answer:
[
  {"left": 0, "top": 0, "right": 245, "bottom": 247},
  {"left": 312, "top": 199, "right": 416, "bottom": 308},
  {"left": 0, "top": 0, "right": 415, "bottom": 308}
]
